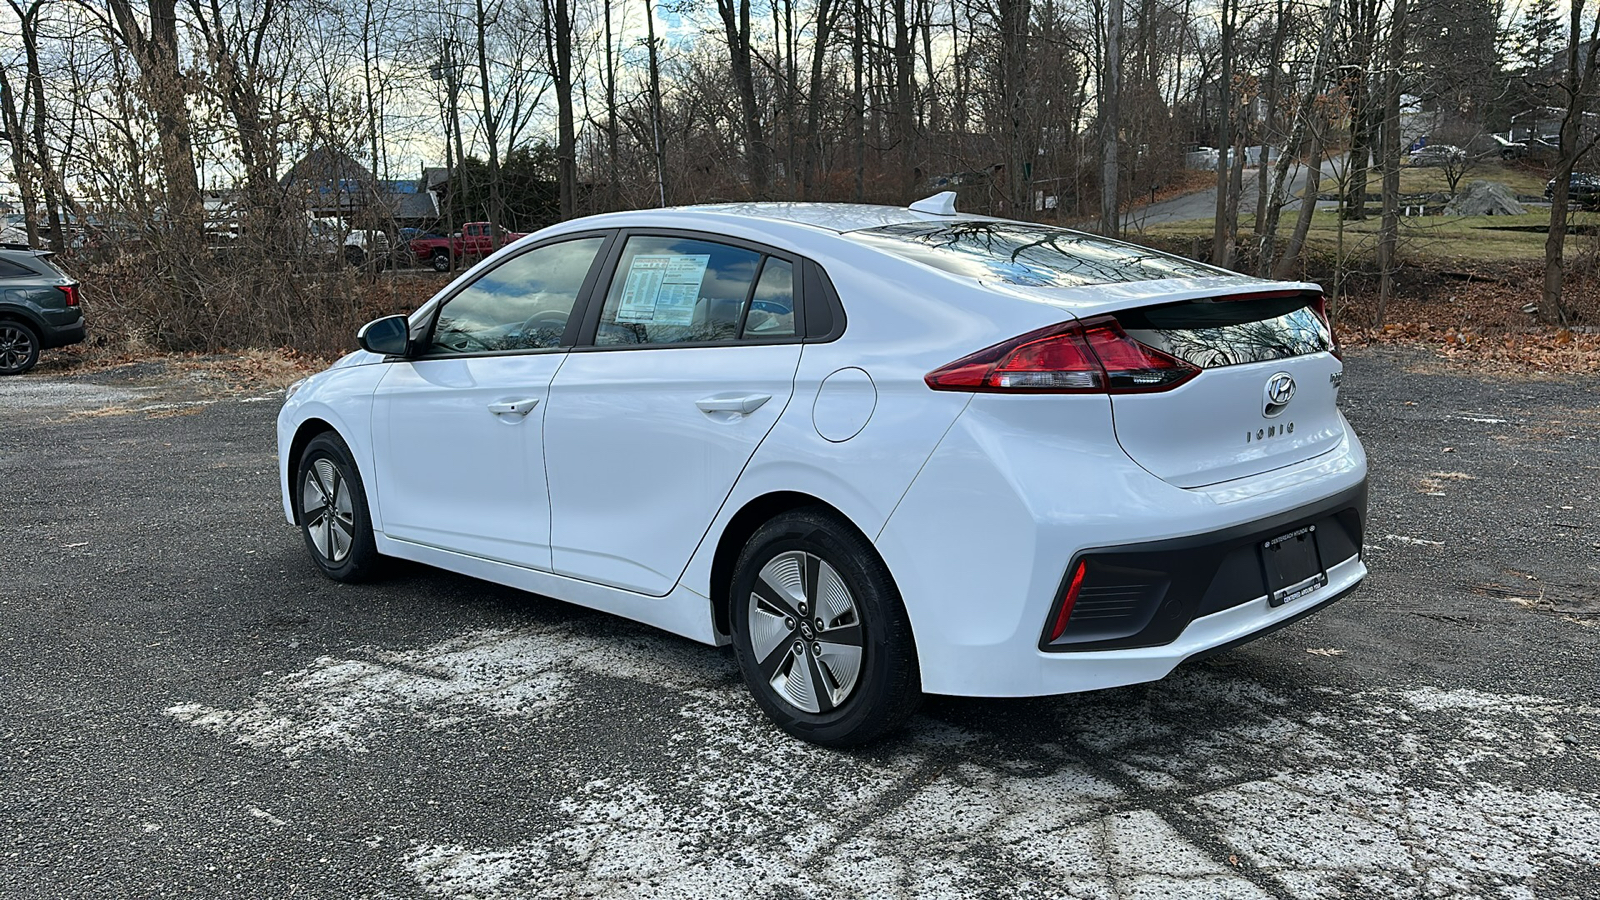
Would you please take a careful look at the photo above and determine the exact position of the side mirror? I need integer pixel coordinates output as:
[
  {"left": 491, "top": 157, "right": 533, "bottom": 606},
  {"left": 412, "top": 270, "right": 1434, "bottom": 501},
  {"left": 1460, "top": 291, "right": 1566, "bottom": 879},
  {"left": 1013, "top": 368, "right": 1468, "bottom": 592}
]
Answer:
[{"left": 357, "top": 314, "right": 411, "bottom": 356}]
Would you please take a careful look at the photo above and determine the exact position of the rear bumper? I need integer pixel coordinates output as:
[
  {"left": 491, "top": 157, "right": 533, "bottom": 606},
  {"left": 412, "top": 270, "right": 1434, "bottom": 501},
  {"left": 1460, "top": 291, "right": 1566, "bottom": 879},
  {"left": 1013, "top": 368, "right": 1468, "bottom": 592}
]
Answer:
[
  {"left": 1040, "top": 480, "right": 1365, "bottom": 652},
  {"left": 42, "top": 317, "right": 85, "bottom": 349},
  {"left": 874, "top": 392, "right": 1369, "bottom": 698}
]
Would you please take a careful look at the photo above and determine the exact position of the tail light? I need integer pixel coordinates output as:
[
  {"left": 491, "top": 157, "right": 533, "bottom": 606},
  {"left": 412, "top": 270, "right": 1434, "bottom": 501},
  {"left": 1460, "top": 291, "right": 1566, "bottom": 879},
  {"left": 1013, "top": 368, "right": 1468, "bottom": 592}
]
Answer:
[
  {"left": 925, "top": 316, "right": 1199, "bottom": 394},
  {"left": 57, "top": 284, "right": 79, "bottom": 307},
  {"left": 1047, "top": 560, "right": 1088, "bottom": 642}
]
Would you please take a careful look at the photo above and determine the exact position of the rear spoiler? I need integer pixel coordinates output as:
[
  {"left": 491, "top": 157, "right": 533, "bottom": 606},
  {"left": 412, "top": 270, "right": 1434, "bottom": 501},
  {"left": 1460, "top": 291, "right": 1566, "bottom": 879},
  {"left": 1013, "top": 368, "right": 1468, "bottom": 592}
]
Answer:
[{"left": 0, "top": 242, "right": 51, "bottom": 256}]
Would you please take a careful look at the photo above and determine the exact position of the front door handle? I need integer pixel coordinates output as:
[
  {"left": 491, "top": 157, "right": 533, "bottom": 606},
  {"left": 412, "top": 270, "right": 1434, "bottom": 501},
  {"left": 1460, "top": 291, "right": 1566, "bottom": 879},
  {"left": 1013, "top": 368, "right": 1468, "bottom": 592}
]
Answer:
[
  {"left": 487, "top": 398, "right": 539, "bottom": 417},
  {"left": 696, "top": 394, "right": 771, "bottom": 416}
]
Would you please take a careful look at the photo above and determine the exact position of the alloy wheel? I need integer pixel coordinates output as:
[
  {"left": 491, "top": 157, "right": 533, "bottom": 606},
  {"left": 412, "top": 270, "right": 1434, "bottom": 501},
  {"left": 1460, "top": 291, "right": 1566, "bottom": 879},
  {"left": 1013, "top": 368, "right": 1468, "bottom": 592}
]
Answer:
[
  {"left": 0, "top": 324, "right": 35, "bottom": 372},
  {"left": 300, "top": 458, "right": 356, "bottom": 563},
  {"left": 747, "top": 550, "right": 865, "bottom": 714}
]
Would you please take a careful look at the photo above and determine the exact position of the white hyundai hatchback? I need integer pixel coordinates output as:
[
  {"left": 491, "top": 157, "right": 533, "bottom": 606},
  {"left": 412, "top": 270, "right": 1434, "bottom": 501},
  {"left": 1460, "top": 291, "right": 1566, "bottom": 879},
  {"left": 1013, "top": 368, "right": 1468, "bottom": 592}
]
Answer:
[{"left": 278, "top": 196, "right": 1367, "bottom": 746}]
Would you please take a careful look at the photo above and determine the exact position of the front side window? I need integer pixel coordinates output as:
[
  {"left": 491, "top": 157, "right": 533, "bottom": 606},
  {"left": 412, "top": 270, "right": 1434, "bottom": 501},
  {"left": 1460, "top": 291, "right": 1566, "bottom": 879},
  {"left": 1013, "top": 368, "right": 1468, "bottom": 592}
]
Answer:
[
  {"left": 426, "top": 237, "right": 604, "bottom": 355},
  {"left": 595, "top": 236, "right": 772, "bottom": 346},
  {"left": 847, "top": 221, "right": 1227, "bottom": 288}
]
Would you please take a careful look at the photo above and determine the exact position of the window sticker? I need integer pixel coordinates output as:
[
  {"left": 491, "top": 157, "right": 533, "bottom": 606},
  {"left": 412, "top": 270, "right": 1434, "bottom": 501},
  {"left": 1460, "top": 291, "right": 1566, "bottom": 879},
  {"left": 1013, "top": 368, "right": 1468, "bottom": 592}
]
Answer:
[{"left": 615, "top": 254, "right": 711, "bottom": 325}]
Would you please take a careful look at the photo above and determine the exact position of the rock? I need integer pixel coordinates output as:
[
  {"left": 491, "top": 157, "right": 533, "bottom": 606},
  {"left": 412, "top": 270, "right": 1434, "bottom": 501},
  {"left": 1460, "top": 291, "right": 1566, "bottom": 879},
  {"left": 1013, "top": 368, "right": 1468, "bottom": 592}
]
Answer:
[{"left": 1444, "top": 180, "right": 1527, "bottom": 216}]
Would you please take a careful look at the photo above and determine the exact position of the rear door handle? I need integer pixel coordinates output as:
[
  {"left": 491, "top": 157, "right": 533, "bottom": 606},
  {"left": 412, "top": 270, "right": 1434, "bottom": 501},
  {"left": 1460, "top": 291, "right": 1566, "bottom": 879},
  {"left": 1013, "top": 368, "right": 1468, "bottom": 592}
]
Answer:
[
  {"left": 695, "top": 394, "right": 771, "bottom": 416},
  {"left": 487, "top": 398, "right": 539, "bottom": 417}
]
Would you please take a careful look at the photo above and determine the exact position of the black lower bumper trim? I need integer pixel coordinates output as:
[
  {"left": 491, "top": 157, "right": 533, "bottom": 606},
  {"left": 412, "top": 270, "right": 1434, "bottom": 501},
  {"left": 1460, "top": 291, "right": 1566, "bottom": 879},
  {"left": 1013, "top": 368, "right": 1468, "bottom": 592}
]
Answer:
[
  {"left": 43, "top": 318, "right": 86, "bottom": 349},
  {"left": 1039, "top": 478, "right": 1367, "bottom": 653}
]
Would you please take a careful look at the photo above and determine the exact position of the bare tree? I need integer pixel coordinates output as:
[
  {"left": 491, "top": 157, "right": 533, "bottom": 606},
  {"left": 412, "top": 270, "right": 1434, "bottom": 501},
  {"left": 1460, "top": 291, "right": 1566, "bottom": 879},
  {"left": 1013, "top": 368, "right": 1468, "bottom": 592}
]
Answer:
[
  {"left": 1541, "top": 0, "right": 1600, "bottom": 325},
  {"left": 1100, "top": 0, "right": 1122, "bottom": 235},
  {"left": 716, "top": 0, "right": 771, "bottom": 196},
  {"left": 1210, "top": 0, "right": 1238, "bottom": 265},
  {"left": 98, "top": 0, "right": 205, "bottom": 240},
  {"left": 1376, "top": 0, "right": 1406, "bottom": 325}
]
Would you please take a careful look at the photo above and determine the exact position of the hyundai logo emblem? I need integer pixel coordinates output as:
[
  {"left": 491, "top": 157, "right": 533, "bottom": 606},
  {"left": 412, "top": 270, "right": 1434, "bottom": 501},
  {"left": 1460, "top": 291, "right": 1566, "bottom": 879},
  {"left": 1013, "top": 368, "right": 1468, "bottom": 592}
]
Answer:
[{"left": 1264, "top": 372, "right": 1295, "bottom": 417}]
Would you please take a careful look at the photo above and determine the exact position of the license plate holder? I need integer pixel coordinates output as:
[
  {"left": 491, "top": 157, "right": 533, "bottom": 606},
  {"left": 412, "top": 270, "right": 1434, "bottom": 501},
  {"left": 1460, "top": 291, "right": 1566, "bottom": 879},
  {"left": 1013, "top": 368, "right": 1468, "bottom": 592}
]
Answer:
[{"left": 1261, "top": 524, "right": 1326, "bottom": 607}]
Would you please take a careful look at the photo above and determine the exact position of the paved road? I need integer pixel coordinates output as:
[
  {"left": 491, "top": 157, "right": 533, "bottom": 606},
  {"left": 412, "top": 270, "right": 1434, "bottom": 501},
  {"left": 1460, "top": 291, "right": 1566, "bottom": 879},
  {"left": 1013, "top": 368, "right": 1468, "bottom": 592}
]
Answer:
[
  {"left": 1123, "top": 159, "right": 1343, "bottom": 232},
  {"left": 3, "top": 349, "right": 1597, "bottom": 898}
]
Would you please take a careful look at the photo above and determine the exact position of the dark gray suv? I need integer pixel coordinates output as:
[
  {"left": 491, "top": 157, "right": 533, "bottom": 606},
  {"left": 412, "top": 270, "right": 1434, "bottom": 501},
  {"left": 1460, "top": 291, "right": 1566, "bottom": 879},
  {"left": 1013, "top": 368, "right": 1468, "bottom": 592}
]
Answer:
[{"left": 0, "top": 244, "right": 85, "bottom": 375}]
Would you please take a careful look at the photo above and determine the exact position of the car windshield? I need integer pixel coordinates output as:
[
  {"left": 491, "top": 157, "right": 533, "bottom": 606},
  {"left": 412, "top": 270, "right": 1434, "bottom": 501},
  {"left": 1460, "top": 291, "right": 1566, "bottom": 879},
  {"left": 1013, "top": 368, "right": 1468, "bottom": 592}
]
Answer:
[{"left": 846, "top": 221, "right": 1228, "bottom": 288}]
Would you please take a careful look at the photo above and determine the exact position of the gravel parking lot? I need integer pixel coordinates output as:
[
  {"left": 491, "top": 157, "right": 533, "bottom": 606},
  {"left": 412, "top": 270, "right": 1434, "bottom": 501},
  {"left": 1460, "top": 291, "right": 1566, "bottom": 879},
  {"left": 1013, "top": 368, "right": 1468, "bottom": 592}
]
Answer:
[{"left": 3, "top": 346, "right": 1597, "bottom": 899}]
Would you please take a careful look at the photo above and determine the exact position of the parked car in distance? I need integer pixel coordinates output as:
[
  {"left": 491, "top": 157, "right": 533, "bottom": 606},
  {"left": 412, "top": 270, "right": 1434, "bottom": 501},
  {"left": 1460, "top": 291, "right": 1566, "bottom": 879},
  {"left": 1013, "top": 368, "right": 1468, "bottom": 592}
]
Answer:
[
  {"left": 398, "top": 227, "right": 444, "bottom": 244},
  {"left": 1407, "top": 144, "right": 1465, "bottom": 167},
  {"left": 308, "top": 217, "right": 390, "bottom": 269},
  {"left": 408, "top": 221, "right": 530, "bottom": 272},
  {"left": 279, "top": 195, "right": 1368, "bottom": 746},
  {"left": 0, "top": 244, "right": 85, "bottom": 375},
  {"left": 1544, "top": 172, "right": 1600, "bottom": 209}
]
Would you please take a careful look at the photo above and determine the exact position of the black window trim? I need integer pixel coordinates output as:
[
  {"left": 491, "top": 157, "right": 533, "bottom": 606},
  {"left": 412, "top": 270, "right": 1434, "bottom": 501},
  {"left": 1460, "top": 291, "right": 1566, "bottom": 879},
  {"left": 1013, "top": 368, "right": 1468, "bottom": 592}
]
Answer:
[
  {"left": 568, "top": 227, "right": 845, "bottom": 353},
  {"left": 401, "top": 229, "right": 619, "bottom": 362}
]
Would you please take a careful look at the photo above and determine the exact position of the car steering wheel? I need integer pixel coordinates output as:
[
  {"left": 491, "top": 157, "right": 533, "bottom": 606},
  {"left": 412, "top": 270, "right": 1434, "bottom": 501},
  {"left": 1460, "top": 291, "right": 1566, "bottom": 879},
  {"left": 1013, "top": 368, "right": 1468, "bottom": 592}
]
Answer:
[{"left": 519, "top": 308, "right": 570, "bottom": 347}]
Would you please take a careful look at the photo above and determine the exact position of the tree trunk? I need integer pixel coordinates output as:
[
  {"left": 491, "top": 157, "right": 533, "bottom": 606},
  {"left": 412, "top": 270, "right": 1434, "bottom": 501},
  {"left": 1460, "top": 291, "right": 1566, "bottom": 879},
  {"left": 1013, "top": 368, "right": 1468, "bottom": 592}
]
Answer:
[
  {"left": 717, "top": 0, "right": 771, "bottom": 197},
  {"left": 852, "top": 0, "right": 865, "bottom": 201},
  {"left": 801, "top": 0, "right": 837, "bottom": 199},
  {"left": 108, "top": 0, "right": 204, "bottom": 242},
  {"left": 1101, "top": 0, "right": 1122, "bottom": 236},
  {"left": 1210, "top": 0, "right": 1235, "bottom": 264},
  {"left": 0, "top": 16, "right": 40, "bottom": 248},
  {"left": 603, "top": 0, "right": 619, "bottom": 210},
  {"left": 474, "top": 0, "right": 503, "bottom": 246},
  {"left": 1261, "top": 0, "right": 1335, "bottom": 276},
  {"left": 892, "top": 0, "right": 916, "bottom": 198},
  {"left": 1542, "top": 1, "right": 1600, "bottom": 324},
  {"left": 999, "top": 0, "right": 1032, "bottom": 216},
  {"left": 1274, "top": 125, "right": 1325, "bottom": 280},
  {"left": 552, "top": 0, "right": 576, "bottom": 220},
  {"left": 1255, "top": 0, "right": 1288, "bottom": 231},
  {"left": 1376, "top": 0, "right": 1407, "bottom": 326},
  {"left": 1342, "top": 0, "right": 1379, "bottom": 220},
  {"left": 645, "top": 0, "right": 666, "bottom": 206}
]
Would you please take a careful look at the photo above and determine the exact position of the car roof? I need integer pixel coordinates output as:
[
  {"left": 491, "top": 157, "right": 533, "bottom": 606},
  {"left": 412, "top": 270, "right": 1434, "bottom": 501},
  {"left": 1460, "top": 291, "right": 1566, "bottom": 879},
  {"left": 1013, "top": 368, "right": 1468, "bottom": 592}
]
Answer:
[{"left": 646, "top": 202, "right": 1005, "bottom": 234}]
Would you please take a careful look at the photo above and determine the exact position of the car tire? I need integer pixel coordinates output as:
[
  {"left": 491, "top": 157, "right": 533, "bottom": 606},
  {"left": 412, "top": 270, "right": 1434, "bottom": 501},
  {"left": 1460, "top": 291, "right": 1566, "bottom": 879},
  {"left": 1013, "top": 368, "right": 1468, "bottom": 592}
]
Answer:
[
  {"left": 346, "top": 247, "right": 366, "bottom": 269},
  {"left": 0, "top": 319, "right": 41, "bottom": 376},
  {"left": 729, "top": 507, "right": 922, "bottom": 747},
  {"left": 296, "top": 432, "right": 384, "bottom": 583},
  {"left": 431, "top": 252, "right": 450, "bottom": 273}
]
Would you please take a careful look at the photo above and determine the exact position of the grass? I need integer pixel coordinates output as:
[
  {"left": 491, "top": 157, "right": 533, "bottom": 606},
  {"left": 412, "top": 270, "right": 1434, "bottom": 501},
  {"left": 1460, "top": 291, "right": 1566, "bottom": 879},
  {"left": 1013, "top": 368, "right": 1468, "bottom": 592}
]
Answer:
[
  {"left": 1393, "top": 161, "right": 1551, "bottom": 197},
  {"left": 1141, "top": 208, "right": 1600, "bottom": 263},
  {"left": 1290, "top": 159, "right": 1551, "bottom": 200}
]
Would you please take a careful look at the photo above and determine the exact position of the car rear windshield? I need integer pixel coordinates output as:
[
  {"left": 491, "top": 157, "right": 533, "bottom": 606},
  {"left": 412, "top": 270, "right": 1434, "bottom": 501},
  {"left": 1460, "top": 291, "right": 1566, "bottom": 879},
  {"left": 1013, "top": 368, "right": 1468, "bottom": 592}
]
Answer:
[
  {"left": 1116, "top": 293, "right": 1334, "bottom": 368},
  {"left": 846, "top": 221, "right": 1227, "bottom": 287}
]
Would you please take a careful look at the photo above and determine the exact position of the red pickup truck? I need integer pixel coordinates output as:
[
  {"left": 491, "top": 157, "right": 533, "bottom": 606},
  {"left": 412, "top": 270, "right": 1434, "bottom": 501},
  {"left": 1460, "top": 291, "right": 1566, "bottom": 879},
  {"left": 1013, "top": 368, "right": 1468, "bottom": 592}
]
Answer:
[{"left": 410, "top": 222, "right": 529, "bottom": 272}]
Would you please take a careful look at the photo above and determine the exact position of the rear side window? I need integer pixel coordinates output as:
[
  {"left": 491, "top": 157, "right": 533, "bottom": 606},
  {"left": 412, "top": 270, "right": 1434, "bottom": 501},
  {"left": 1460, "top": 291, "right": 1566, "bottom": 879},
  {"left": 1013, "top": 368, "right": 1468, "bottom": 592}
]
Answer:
[
  {"left": 0, "top": 258, "right": 34, "bottom": 278},
  {"left": 743, "top": 258, "right": 796, "bottom": 339},
  {"left": 595, "top": 235, "right": 772, "bottom": 345},
  {"left": 1117, "top": 294, "right": 1334, "bottom": 367},
  {"left": 848, "top": 221, "right": 1226, "bottom": 287}
]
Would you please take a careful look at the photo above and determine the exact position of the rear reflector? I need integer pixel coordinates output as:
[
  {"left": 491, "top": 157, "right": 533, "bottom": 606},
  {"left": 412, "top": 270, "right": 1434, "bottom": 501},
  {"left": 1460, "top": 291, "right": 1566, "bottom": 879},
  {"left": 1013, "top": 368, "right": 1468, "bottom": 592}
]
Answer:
[
  {"left": 925, "top": 316, "right": 1199, "bottom": 394},
  {"left": 58, "top": 284, "right": 79, "bottom": 307},
  {"left": 1048, "top": 560, "right": 1089, "bottom": 642}
]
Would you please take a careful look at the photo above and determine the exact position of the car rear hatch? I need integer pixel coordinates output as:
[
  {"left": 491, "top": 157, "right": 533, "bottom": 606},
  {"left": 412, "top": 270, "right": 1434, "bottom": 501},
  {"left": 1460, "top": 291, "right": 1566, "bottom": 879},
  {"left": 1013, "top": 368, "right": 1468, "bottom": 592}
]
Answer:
[
  {"left": 849, "top": 221, "right": 1344, "bottom": 488},
  {"left": 1102, "top": 288, "right": 1342, "bottom": 487}
]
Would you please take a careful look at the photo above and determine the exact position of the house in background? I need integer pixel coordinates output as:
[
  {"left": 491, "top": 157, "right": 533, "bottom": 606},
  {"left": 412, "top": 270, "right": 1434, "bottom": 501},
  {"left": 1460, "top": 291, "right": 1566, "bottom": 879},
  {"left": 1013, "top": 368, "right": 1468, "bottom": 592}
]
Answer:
[{"left": 281, "top": 148, "right": 442, "bottom": 233}]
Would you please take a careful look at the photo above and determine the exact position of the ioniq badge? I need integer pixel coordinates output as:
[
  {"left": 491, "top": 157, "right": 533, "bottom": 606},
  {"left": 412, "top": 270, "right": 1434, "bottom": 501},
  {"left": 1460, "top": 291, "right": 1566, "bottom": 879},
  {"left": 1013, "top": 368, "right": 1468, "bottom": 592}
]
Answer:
[{"left": 1264, "top": 372, "right": 1295, "bottom": 417}]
